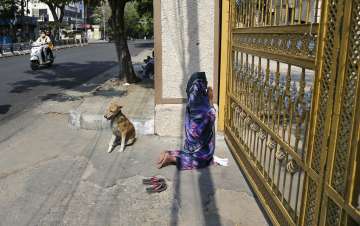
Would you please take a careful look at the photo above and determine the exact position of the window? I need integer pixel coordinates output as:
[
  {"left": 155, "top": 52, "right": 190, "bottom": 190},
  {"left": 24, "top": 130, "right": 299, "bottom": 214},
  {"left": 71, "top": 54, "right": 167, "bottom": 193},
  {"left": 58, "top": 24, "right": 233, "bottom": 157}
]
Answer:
[
  {"left": 39, "top": 9, "right": 47, "bottom": 17},
  {"left": 32, "top": 8, "right": 39, "bottom": 17}
]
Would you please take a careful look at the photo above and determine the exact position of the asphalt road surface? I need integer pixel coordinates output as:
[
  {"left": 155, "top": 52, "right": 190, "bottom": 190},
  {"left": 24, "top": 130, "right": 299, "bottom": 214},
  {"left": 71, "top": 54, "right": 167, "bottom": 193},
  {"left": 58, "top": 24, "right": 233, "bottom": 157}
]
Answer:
[{"left": 0, "top": 40, "right": 153, "bottom": 122}]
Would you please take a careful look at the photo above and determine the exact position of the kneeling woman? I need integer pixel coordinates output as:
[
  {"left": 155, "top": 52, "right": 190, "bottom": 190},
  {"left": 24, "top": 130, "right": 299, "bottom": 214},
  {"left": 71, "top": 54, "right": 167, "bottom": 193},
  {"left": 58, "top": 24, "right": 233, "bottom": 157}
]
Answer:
[{"left": 157, "top": 72, "right": 216, "bottom": 170}]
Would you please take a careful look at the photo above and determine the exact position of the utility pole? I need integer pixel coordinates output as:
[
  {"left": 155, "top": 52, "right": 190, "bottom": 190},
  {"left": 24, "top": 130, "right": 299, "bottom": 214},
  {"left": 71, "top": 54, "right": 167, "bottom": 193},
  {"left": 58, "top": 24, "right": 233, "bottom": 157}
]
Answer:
[
  {"left": 26, "top": 0, "right": 29, "bottom": 15},
  {"left": 75, "top": 10, "right": 78, "bottom": 32},
  {"left": 84, "top": 0, "right": 87, "bottom": 40},
  {"left": 102, "top": 3, "right": 106, "bottom": 40},
  {"left": 19, "top": 0, "right": 25, "bottom": 42}
]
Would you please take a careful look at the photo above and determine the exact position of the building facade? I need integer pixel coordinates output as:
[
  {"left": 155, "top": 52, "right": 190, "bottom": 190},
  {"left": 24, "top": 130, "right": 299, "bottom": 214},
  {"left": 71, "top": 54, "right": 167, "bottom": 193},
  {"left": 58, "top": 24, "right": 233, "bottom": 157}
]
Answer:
[
  {"left": 0, "top": 1, "right": 37, "bottom": 43},
  {"left": 26, "top": 0, "right": 84, "bottom": 29}
]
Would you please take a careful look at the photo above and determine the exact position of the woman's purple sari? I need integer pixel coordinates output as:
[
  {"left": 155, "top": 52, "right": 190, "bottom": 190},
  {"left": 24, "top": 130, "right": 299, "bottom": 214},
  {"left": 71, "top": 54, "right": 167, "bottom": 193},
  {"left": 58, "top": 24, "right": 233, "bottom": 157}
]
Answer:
[{"left": 170, "top": 72, "right": 216, "bottom": 170}]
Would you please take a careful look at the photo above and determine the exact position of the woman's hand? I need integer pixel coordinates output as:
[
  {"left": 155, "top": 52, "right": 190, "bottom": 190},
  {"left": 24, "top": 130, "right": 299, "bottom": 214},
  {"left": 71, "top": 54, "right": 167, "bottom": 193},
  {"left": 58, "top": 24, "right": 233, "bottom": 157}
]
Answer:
[{"left": 207, "top": 86, "right": 213, "bottom": 105}]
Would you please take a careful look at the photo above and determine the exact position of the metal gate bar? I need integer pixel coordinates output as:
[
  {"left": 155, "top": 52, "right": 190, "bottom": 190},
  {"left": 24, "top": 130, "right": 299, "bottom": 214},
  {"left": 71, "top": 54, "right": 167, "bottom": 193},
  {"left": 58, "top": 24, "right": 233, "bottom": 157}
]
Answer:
[{"left": 223, "top": 0, "right": 360, "bottom": 225}]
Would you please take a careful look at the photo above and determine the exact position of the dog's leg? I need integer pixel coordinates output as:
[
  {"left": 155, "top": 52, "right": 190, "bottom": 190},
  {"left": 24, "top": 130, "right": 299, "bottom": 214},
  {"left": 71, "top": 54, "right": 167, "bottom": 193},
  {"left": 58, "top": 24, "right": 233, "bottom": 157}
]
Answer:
[
  {"left": 126, "top": 137, "right": 136, "bottom": 145},
  {"left": 118, "top": 133, "right": 127, "bottom": 152},
  {"left": 107, "top": 135, "right": 116, "bottom": 153}
]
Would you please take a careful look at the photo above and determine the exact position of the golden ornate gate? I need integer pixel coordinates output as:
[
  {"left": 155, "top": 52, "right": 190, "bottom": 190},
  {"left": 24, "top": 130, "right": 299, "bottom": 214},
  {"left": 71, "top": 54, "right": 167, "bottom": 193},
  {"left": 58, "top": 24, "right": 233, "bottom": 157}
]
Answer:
[{"left": 223, "top": 0, "right": 360, "bottom": 225}]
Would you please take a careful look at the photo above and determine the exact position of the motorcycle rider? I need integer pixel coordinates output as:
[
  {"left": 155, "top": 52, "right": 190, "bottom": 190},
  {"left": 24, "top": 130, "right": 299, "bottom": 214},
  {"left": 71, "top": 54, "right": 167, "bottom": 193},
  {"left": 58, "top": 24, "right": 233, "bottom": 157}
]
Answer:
[
  {"left": 143, "top": 48, "right": 154, "bottom": 78},
  {"left": 36, "top": 31, "right": 52, "bottom": 62},
  {"left": 45, "top": 30, "right": 54, "bottom": 59}
]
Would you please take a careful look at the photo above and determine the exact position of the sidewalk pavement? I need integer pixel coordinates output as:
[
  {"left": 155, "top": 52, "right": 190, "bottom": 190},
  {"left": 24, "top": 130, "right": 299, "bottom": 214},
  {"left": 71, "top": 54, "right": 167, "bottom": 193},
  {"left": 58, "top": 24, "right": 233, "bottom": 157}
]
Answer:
[
  {"left": 0, "top": 49, "right": 269, "bottom": 226},
  {"left": 88, "top": 39, "right": 109, "bottom": 44}
]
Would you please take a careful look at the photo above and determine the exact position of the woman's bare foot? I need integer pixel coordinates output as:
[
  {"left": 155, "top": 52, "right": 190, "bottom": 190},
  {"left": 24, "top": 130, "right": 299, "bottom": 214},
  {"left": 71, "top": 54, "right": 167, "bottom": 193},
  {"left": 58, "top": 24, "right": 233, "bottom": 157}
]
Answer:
[
  {"left": 157, "top": 151, "right": 167, "bottom": 165},
  {"left": 157, "top": 152, "right": 176, "bottom": 169}
]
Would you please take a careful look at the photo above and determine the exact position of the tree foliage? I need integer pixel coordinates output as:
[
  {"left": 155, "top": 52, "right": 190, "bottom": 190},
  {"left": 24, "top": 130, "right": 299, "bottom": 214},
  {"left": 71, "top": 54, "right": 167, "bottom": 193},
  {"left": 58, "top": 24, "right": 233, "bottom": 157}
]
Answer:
[
  {"left": 125, "top": 1, "right": 153, "bottom": 38},
  {"left": 124, "top": 2, "right": 140, "bottom": 38},
  {"left": 75, "top": 0, "right": 153, "bottom": 83},
  {"left": 0, "top": 0, "right": 20, "bottom": 19},
  {"left": 136, "top": 0, "right": 153, "bottom": 17},
  {"left": 86, "top": 0, "right": 153, "bottom": 39},
  {"left": 106, "top": 0, "right": 152, "bottom": 82},
  {"left": 89, "top": 2, "right": 111, "bottom": 28}
]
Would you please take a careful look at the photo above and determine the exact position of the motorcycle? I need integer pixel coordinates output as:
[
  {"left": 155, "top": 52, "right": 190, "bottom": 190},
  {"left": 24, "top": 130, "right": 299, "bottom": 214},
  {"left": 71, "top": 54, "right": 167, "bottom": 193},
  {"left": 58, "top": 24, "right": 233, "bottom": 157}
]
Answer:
[{"left": 30, "top": 42, "right": 55, "bottom": 70}]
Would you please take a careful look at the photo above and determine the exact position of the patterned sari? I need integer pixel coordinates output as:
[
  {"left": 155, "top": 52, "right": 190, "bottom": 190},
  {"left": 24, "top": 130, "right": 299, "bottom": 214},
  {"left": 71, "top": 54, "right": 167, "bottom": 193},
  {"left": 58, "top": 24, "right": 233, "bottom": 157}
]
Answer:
[{"left": 170, "top": 72, "right": 216, "bottom": 170}]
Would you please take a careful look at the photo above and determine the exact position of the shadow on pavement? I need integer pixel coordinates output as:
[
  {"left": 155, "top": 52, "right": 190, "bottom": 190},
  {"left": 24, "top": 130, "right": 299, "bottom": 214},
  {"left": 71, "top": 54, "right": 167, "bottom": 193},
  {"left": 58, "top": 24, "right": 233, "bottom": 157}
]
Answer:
[
  {"left": 39, "top": 93, "right": 83, "bottom": 102},
  {"left": 10, "top": 61, "right": 117, "bottom": 94},
  {"left": 170, "top": 169, "right": 181, "bottom": 226},
  {"left": 91, "top": 89, "right": 128, "bottom": 98},
  {"left": 0, "top": 105, "right": 11, "bottom": 114},
  {"left": 137, "top": 79, "right": 154, "bottom": 89},
  {"left": 198, "top": 168, "right": 222, "bottom": 226},
  {"left": 134, "top": 42, "right": 154, "bottom": 49}
]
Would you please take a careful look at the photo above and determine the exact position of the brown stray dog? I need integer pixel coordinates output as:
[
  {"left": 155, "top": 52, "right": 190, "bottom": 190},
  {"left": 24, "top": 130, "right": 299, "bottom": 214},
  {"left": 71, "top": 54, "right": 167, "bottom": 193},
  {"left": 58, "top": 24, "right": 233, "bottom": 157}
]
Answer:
[{"left": 104, "top": 102, "right": 136, "bottom": 153}]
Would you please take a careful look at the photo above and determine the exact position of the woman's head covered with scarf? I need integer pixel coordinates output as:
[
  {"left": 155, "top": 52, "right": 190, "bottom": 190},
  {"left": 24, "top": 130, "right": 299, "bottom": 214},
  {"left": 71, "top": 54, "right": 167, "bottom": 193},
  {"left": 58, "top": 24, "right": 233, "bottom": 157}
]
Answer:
[{"left": 186, "top": 72, "right": 211, "bottom": 119}]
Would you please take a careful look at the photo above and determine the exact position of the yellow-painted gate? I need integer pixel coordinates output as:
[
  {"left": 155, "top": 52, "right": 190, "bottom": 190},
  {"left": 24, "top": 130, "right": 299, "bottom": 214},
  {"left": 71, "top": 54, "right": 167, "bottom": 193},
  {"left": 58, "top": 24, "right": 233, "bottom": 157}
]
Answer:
[{"left": 223, "top": 0, "right": 360, "bottom": 225}]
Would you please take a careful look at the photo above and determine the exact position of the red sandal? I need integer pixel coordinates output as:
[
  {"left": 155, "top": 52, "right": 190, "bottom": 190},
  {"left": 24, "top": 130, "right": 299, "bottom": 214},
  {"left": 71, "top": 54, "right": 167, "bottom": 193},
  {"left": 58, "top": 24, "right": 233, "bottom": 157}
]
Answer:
[
  {"left": 146, "top": 181, "right": 167, "bottom": 193},
  {"left": 142, "top": 176, "right": 166, "bottom": 185}
]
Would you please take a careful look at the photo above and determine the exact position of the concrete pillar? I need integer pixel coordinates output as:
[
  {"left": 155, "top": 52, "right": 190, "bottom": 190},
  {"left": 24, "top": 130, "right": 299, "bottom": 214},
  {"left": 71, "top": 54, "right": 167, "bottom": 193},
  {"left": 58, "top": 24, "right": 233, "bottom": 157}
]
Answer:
[{"left": 154, "top": 0, "right": 219, "bottom": 137}]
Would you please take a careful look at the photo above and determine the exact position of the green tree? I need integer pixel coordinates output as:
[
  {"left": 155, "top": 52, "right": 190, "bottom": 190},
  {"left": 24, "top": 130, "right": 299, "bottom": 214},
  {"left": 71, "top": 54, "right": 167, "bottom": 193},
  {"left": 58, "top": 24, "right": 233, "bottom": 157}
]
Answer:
[
  {"left": 124, "top": 2, "right": 141, "bottom": 39},
  {"left": 38, "top": 0, "right": 83, "bottom": 39},
  {"left": 85, "top": 0, "right": 153, "bottom": 83},
  {"left": 108, "top": 0, "right": 153, "bottom": 83},
  {"left": 107, "top": 0, "right": 139, "bottom": 83},
  {"left": 0, "top": 0, "right": 19, "bottom": 19},
  {"left": 89, "top": 2, "right": 111, "bottom": 37},
  {"left": 0, "top": 0, "right": 26, "bottom": 39},
  {"left": 125, "top": 1, "right": 153, "bottom": 39},
  {"left": 136, "top": 0, "right": 153, "bottom": 17}
]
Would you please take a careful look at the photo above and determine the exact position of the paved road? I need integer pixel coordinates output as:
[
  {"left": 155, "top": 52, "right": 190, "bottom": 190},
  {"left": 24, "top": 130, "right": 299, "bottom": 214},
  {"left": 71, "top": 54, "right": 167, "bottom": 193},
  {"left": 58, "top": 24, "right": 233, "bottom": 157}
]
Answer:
[{"left": 0, "top": 40, "right": 153, "bottom": 122}]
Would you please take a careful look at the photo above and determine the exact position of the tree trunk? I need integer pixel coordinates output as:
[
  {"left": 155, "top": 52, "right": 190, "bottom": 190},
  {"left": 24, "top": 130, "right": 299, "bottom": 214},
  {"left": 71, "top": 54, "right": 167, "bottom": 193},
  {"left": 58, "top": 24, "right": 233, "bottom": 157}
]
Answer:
[
  {"left": 20, "top": 0, "right": 24, "bottom": 39},
  {"left": 108, "top": 0, "right": 140, "bottom": 83},
  {"left": 46, "top": 3, "right": 65, "bottom": 41},
  {"left": 58, "top": 5, "right": 65, "bottom": 23},
  {"left": 47, "top": 4, "right": 59, "bottom": 22}
]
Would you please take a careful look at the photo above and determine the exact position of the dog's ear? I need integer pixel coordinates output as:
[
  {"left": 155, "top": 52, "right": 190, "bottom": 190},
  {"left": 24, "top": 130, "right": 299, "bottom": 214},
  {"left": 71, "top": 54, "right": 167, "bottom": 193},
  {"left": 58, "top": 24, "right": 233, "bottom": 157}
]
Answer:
[
  {"left": 108, "top": 104, "right": 117, "bottom": 112},
  {"left": 114, "top": 105, "right": 123, "bottom": 113},
  {"left": 109, "top": 102, "right": 117, "bottom": 109}
]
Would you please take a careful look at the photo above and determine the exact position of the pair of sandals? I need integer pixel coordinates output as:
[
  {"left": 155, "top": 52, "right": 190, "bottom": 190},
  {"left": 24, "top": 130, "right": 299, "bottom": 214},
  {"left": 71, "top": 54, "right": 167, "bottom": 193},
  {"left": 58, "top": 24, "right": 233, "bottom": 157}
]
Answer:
[{"left": 143, "top": 176, "right": 167, "bottom": 193}]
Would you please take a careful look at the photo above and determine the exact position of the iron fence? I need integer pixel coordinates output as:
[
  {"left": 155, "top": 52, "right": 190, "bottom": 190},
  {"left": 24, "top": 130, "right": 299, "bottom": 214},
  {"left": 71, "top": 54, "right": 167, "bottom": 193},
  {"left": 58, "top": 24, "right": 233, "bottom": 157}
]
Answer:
[{"left": 224, "top": 0, "right": 360, "bottom": 225}]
